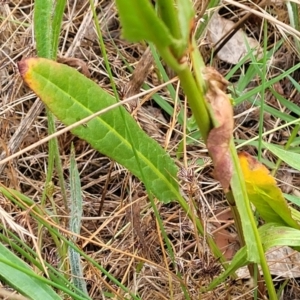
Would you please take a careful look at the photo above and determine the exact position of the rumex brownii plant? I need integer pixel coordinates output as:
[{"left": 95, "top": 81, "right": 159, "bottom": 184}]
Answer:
[{"left": 1, "top": 0, "right": 300, "bottom": 299}]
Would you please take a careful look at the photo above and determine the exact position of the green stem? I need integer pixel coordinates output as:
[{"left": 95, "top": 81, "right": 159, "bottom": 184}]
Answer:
[
  {"left": 177, "top": 67, "right": 211, "bottom": 141},
  {"left": 258, "top": 20, "right": 268, "bottom": 161},
  {"left": 157, "top": 0, "right": 181, "bottom": 40},
  {"left": 51, "top": 0, "right": 68, "bottom": 58},
  {"left": 225, "top": 191, "right": 245, "bottom": 245}
]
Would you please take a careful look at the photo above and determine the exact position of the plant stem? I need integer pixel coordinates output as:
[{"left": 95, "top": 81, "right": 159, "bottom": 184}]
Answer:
[
  {"left": 258, "top": 20, "right": 268, "bottom": 161},
  {"left": 177, "top": 67, "right": 211, "bottom": 142},
  {"left": 157, "top": 0, "right": 181, "bottom": 40}
]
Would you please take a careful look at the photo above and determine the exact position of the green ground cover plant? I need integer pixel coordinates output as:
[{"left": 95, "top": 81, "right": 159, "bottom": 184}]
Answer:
[{"left": 0, "top": 0, "right": 300, "bottom": 299}]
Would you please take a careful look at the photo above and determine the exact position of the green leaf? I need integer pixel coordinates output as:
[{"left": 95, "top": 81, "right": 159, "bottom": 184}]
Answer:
[
  {"left": 259, "top": 223, "right": 300, "bottom": 249},
  {"left": 156, "top": 0, "right": 194, "bottom": 57},
  {"left": 284, "top": 193, "right": 300, "bottom": 207},
  {"left": 114, "top": 0, "right": 185, "bottom": 72},
  {"left": 263, "top": 141, "right": 300, "bottom": 171},
  {"left": 50, "top": 0, "right": 67, "bottom": 57},
  {"left": 239, "top": 152, "right": 300, "bottom": 229},
  {"left": 206, "top": 247, "right": 248, "bottom": 291},
  {"left": 69, "top": 145, "right": 88, "bottom": 295},
  {"left": 0, "top": 187, "right": 135, "bottom": 299},
  {"left": 177, "top": 0, "right": 194, "bottom": 44},
  {"left": 208, "top": 222, "right": 300, "bottom": 290},
  {"left": 230, "top": 147, "right": 260, "bottom": 263},
  {"left": 34, "top": 0, "right": 54, "bottom": 58},
  {"left": 18, "top": 58, "right": 179, "bottom": 203},
  {"left": 34, "top": 0, "right": 67, "bottom": 59},
  {"left": 115, "top": 0, "right": 173, "bottom": 46},
  {"left": 157, "top": 0, "right": 181, "bottom": 40},
  {"left": 69, "top": 144, "right": 83, "bottom": 238},
  {"left": 271, "top": 89, "right": 300, "bottom": 117},
  {"left": 235, "top": 62, "right": 300, "bottom": 105},
  {"left": 0, "top": 243, "right": 60, "bottom": 300}
]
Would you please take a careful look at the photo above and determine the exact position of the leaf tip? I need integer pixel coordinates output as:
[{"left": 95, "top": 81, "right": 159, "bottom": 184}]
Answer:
[
  {"left": 18, "top": 57, "right": 39, "bottom": 81},
  {"left": 238, "top": 151, "right": 276, "bottom": 186},
  {"left": 238, "top": 151, "right": 251, "bottom": 161},
  {"left": 17, "top": 59, "right": 29, "bottom": 78},
  {"left": 238, "top": 151, "right": 262, "bottom": 171}
]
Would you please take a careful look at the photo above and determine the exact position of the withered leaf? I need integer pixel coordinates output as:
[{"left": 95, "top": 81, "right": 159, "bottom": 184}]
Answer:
[
  {"left": 123, "top": 47, "right": 153, "bottom": 111},
  {"left": 204, "top": 67, "right": 234, "bottom": 192},
  {"left": 57, "top": 57, "right": 91, "bottom": 78}
]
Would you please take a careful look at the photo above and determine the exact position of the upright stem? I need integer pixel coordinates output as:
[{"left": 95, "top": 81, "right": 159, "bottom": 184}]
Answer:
[{"left": 177, "top": 67, "right": 212, "bottom": 142}]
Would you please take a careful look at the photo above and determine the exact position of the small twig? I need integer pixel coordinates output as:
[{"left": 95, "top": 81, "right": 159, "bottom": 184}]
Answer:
[
  {"left": 0, "top": 287, "right": 29, "bottom": 300},
  {"left": 98, "top": 160, "right": 114, "bottom": 216}
]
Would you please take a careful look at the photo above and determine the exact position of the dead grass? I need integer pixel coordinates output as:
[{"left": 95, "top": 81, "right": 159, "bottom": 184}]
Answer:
[{"left": 1, "top": 0, "right": 300, "bottom": 299}]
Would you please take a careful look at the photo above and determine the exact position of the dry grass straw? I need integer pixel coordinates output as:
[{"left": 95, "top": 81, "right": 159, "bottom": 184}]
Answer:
[{"left": 1, "top": 0, "right": 300, "bottom": 299}]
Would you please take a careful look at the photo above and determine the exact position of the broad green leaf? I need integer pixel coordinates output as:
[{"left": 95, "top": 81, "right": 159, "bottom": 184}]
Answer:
[
  {"left": 239, "top": 152, "right": 300, "bottom": 229},
  {"left": 259, "top": 223, "right": 300, "bottom": 249},
  {"left": 18, "top": 58, "right": 179, "bottom": 203},
  {"left": 0, "top": 243, "right": 60, "bottom": 300},
  {"left": 157, "top": 0, "right": 181, "bottom": 40},
  {"left": 208, "top": 222, "right": 300, "bottom": 290},
  {"left": 115, "top": 0, "right": 173, "bottom": 46},
  {"left": 208, "top": 223, "right": 300, "bottom": 290},
  {"left": 263, "top": 141, "right": 300, "bottom": 171}
]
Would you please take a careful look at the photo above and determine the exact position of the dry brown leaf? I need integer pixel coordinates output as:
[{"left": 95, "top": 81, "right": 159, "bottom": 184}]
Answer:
[
  {"left": 57, "top": 57, "right": 91, "bottom": 78},
  {"left": 211, "top": 209, "right": 239, "bottom": 259},
  {"left": 123, "top": 47, "right": 153, "bottom": 111},
  {"left": 207, "top": 13, "right": 262, "bottom": 64},
  {"left": 204, "top": 67, "right": 234, "bottom": 192}
]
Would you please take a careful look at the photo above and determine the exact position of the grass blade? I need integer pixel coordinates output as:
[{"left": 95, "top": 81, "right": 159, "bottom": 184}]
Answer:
[
  {"left": 263, "top": 142, "right": 300, "bottom": 171},
  {"left": 69, "top": 145, "right": 88, "bottom": 295},
  {"left": 0, "top": 243, "right": 61, "bottom": 300}
]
